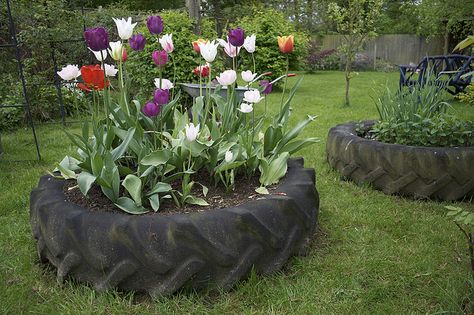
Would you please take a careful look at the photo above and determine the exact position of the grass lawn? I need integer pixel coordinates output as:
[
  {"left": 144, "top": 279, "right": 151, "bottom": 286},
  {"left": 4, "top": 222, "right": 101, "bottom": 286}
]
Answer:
[{"left": 1, "top": 71, "right": 473, "bottom": 314}]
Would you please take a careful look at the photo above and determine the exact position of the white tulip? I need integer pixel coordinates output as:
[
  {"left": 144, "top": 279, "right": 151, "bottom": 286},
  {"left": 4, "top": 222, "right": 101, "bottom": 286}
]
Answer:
[
  {"left": 241, "top": 70, "right": 256, "bottom": 83},
  {"left": 217, "top": 37, "right": 240, "bottom": 58},
  {"left": 104, "top": 64, "right": 118, "bottom": 77},
  {"left": 243, "top": 34, "right": 256, "bottom": 53},
  {"left": 57, "top": 64, "right": 81, "bottom": 81},
  {"left": 154, "top": 78, "right": 174, "bottom": 90},
  {"left": 238, "top": 103, "right": 253, "bottom": 113},
  {"left": 198, "top": 40, "right": 219, "bottom": 63},
  {"left": 113, "top": 17, "right": 137, "bottom": 40},
  {"left": 108, "top": 41, "right": 123, "bottom": 61},
  {"left": 159, "top": 34, "right": 174, "bottom": 53},
  {"left": 243, "top": 89, "right": 263, "bottom": 104},
  {"left": 185, "top": 123, "right": 200, "bottom": 142},
  {"left": 225, "top": 151, "right": 233, "bottom": 162},
  {"left": 89, "top": 48, "right": 108, "bottom": 62},
  {"left": 216, "top": 70, "right": 237, "bottom": 86}
]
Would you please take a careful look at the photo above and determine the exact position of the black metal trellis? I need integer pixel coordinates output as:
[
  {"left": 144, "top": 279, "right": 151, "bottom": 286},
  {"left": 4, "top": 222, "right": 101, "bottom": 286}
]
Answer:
[
  {"left": 0, "top": 0, "right": 41, "bottom": 161},
  {"left": 48, "top": 2, "right": 89, "bottom": 126}
]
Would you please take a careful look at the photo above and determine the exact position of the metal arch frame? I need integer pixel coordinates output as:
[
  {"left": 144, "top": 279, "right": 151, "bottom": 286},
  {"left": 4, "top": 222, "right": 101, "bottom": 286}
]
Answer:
[{"left": 0, "top": 0, "right": 41, "bottom": 161}]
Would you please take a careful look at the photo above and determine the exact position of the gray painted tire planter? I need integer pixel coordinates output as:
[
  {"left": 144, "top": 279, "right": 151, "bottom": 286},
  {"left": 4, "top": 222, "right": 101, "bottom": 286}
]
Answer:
[
  {"left": 326, "top": 121, "right": 474, "bottom": 201},
  {"left": 30, "top": 158, "right": 319, "bottom": 296}
]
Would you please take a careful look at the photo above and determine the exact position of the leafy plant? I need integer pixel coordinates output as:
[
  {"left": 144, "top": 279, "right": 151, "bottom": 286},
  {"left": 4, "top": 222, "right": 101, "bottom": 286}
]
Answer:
[
  {"left": 55, "top": 14, "right": 317, "bottom": 214},
  {"left": 304, "top": 39, "right": 339, "bottom": 73},
  {"left": 235, "top": 7, "right": 309, "bottom": 85},
  {"left": 458, "top": 83, "right": 474, "bottom": 106},
  {"left": 367, "top": 116, "right": 474, "bottom": 147},
  {"left": 327, "top": 0, "right": 383, "bottom": 106},
  {"left": 366, "top": 69, "right": 474, "bottom": 147},
  {"left": 445, "top": 206, "right": 474, "bottom": 297}
]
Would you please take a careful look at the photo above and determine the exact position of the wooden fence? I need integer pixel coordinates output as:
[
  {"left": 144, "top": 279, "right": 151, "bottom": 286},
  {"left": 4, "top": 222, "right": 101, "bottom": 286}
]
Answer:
[{"left": 319, "top": 34, "right": 445, "bottom": 65}]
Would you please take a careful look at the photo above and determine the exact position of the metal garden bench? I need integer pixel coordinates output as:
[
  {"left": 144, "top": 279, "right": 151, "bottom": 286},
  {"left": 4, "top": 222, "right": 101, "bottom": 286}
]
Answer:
[{"left": 399, "top": 54, "right": 473, "bottom": 95}]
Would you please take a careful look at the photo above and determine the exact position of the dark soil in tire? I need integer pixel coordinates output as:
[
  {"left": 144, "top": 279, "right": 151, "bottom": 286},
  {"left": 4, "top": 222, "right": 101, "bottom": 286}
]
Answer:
[
  {"left": 30, "top": 158, "right": 319, "bottom": 297},
  {"left": 326, "top": 121, "right": 474, "bottom": 201}
]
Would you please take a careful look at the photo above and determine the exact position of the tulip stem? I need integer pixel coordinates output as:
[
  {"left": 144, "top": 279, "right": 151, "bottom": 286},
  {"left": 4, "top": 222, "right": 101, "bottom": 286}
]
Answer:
[
  {"left": 279, "top": 56, "right": 289, "bottom": 113},
  {"left": 118, "top": 45, "right": 130, "bottom": 117},
  {"left": 171, "top": 54, "right": 176, "bottom": 99},
  {"left": 99, "top": 52, "right": 110, "bottom": 129},
  {"left": 252, "top": 53, "right": 256, "bottom": 74}
]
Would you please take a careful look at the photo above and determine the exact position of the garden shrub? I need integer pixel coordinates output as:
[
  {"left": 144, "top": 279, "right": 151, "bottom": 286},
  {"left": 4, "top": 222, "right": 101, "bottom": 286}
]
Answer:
[
  {"left": 458, "top": 83, "right": 474, "bottom": 105},
  {"left": 235, "top": 7, "right": 309, "bottom": 84},
  {"left": 0, "top": 0, "right": 138, "bottom": 130},
  {"left": 365, "top": 71, "right": 474, "bottom": 147},
  {"left": 305, "top": 39, "right": 339, "bottom": 72},
  {"left": 125, "top": 11, "right": 220, "bottom": 99},
  {"left": 367, "top": 116, "right": 474, "bottom": 147}
]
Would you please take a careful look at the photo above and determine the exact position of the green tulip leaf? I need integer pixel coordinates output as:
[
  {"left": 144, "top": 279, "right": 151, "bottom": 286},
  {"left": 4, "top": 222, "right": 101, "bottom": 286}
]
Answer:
[
  {"left": 77, "top": 172, "right": 97, "bottom": 196},
  {"left": 122, "top": 174, "right": 142, "bottom": 206}
]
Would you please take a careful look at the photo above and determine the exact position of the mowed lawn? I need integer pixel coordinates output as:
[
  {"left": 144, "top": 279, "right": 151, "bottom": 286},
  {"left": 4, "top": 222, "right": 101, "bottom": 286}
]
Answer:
[{"left": 1, "top": 71, "right": 473, "bottom": 314}]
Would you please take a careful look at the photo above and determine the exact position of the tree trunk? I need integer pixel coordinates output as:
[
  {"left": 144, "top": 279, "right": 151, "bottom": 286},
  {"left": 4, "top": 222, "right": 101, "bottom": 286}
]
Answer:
[
  {"left": 344, "top": 53, "right": 352, "bottom": 107},
  {"left": 185, "top": 0, "right": 201, "bottom": 35}
]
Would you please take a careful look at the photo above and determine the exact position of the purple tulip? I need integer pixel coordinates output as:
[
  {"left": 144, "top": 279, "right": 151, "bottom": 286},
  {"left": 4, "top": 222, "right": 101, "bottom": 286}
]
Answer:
[
  {"left": 147, "top": 15, "right": 164, "bottom": 35},
  {"left": 84, "top": 27, "right": 109, "bottom": 51},
  {"left": 152, "top": 50, "right": 168, "bottom": 67},
  {"left": 259, "top": 80, "right": 273, "bottom": 95},
  {"left": 228, "top": 27, "right": 245, "bottom": 47},
  {"left": 154, "top": 88, "right": 169, "bottom": 105},
  {"left": 129, "top": 34, "right": 146, "bottom": 51},
  {"left": 142, "top": 101, "right": 161, "bottom": 117}
]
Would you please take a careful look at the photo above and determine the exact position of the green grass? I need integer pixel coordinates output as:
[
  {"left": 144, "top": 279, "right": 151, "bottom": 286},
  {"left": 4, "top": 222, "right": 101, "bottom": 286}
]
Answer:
[{"left": 1, "top": 71, "right": 473, "bottom": 314}]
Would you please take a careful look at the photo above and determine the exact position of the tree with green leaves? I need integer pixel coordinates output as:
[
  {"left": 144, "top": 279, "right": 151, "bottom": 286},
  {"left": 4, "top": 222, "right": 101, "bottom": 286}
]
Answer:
[{"left": 327, "top": 0, "right": 383, "bottom": 106}]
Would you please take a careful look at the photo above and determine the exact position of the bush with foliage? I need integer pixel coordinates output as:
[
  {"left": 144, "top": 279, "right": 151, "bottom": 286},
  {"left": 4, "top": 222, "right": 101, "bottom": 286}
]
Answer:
[
  {"left": 304, "top": 39, "right": 339, "bottom": 72},
  {"left": 126, "top": 11, "right": 220, "bottom": 98},
  {"left": 365, "top": 72, "right": 474, "bottom": 147},
  {"left": 458, "top": 83, "right": 474, "bottom": 106},
  {"left": 56, "top": 14, "right": 317, "bottom": 214},
  {"left": 234, "top": 7, "right": 309, "bottom": 84},
  {"left": 368, "top": 116, "right": 474, "bottom": 147},
  {"left": 0, "top": 0, "right": 140, "bottom": 130}
]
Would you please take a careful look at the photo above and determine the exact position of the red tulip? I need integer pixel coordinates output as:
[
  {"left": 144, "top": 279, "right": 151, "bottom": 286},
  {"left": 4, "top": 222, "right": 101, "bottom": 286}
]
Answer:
[
  {"left": 77, "top": 65, "right": 109, "bottom": 91},
  {"left": 193, "top": 64, "right": 210, "bottom": 78}
]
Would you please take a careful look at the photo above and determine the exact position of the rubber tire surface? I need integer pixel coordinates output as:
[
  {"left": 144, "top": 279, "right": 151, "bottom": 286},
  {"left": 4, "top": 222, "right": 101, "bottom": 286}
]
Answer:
[
  {"left": 30, "top": 158, "right": 319, "bottom": 297},
  {"left": 326, "top": 121, "right": 474, "bottom": 201}
]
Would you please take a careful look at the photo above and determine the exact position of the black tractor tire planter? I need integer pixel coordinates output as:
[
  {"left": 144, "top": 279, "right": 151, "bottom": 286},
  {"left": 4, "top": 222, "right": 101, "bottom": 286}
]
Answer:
[
  {"left": 30, "top": 158, "right": 319, "bottom": 297},
  {"left": 326, "top": 121, "right": 474, "bottom": 201}
]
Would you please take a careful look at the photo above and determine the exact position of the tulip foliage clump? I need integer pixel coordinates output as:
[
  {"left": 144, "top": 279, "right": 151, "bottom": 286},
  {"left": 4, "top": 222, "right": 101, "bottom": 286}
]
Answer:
[{"left": 55, "top": 15, "right": 317, "bottom": 214}]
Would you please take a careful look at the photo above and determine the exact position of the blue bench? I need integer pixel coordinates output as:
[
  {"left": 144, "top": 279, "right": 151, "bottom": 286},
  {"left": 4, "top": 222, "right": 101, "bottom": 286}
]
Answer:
[{"left": 399, "top": 54, "right": 473, "bottom": 95}]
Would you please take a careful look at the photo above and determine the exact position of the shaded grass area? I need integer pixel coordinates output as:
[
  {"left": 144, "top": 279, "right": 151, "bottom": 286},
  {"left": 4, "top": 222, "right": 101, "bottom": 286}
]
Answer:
[{"left": 1, "top": 71, "right": 473, "bottom": 314}]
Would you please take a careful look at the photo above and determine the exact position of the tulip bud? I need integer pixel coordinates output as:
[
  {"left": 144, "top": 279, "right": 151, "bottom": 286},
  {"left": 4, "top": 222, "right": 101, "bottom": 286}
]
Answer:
[
  {"left": 216, "top": 70, "right": 237, "bottom": 86},
  {"left": 84, "top": 27, "right": 109, "bottom": 51},
  {"left": 113, "top": 17, "right": 137, "bottom": 40},
  {"left": 228, "top": 27, "right": 245, "bottom": 47},
  {"left": 152, "top": 50, "right": 168, "bottom": 67},
  {"left": 147, "top": 15, "right": 164, "bottom": 35},
  {"left": 159, "top": 34, "right": 174, "bottom": 53},
  {"left": 192, "top": 38, "right": 207, "bottom": 53},
  {"left": 277, "top": 35, "right": 294, "bottom": 54},
  {"left": 142, "top": 101, "right": 160, "bottom": 117},
  {"left": 154, "top": 88, "right": 169, "bottom": 105},
  {"left": 185, "top": 123, "right": 200, "bottom": 142},
  {"left": 129, "top": 34, "right": 146, "bottom": 51},
  {"left": 259, "top": 80, "right": 273, "bottom": 95}
]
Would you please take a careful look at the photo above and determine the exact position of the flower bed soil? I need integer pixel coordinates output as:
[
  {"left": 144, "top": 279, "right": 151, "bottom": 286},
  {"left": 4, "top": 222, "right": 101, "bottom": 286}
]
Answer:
[{"left": 64, "top": 172, "right": 277, "bottom": 215}]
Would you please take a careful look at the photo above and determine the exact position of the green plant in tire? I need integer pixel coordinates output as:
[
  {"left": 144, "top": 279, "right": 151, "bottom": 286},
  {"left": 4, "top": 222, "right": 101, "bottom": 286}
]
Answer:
[
  {"left": 54, "top": 14, "right": 318, "bottom": 214},
  {"left": 365, "top": 70, "right": 474, "bottom": 147}
]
